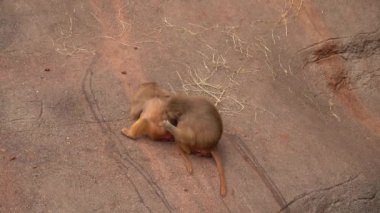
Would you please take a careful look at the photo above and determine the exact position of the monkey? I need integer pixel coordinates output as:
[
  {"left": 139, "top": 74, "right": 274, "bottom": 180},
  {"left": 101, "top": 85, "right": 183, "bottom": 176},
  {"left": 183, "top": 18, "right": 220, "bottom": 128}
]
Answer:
[
  {"left": 121, "top": 82, "right": 173, "bottom": 141},
  {"left": 161, "top": 95, "right": 227, "bottom": 197}
]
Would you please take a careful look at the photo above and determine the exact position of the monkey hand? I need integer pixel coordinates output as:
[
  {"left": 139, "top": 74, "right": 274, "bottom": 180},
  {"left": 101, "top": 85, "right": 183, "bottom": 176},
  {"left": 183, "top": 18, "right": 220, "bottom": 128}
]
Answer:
[{"left": 121, "top": 127, "right": 137, "bottom": 140}]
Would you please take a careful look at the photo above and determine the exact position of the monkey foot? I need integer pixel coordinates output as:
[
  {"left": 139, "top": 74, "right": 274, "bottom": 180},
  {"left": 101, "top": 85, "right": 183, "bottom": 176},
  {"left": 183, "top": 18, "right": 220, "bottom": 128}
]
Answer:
[{"left": 121, "top": 128, "right": 136, "bottom": 140}]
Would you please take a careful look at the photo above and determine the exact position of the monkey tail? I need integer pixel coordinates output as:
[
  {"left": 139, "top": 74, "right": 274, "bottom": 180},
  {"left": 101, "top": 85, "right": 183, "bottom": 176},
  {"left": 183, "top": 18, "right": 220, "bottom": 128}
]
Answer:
[{"left": 211, "top": 149, "right": 227, "bottom": 197}]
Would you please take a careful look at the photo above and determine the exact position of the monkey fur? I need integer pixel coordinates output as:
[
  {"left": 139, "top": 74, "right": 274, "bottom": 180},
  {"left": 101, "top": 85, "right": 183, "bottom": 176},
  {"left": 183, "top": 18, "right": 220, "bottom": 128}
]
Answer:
[
  {"left": 121, "top": 82, "right": 173, "bottom": 141},
  {"left": 162, "top": 95, "right": 226, "bottom": 196}
]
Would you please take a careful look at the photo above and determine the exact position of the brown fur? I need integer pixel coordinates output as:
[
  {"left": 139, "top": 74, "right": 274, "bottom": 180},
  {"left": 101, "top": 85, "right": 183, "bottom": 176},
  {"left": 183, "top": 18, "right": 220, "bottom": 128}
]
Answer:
[
  {"left": 121, "top": 82, "right": 173, "bottom": 141},
  {"left": 162, "top": 95, "right": 227, "bottom": 196}
]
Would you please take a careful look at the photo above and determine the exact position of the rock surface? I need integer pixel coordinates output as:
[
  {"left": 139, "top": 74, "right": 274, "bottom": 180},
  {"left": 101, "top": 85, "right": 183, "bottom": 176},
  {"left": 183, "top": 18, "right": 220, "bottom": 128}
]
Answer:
[{"left": 1, "top": 0, "right": 379, "bottom": 212}]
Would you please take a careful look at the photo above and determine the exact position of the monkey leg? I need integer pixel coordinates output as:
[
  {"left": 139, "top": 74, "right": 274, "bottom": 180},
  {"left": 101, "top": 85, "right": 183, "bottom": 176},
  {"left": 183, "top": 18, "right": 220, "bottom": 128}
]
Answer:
[
  {"left": 163, "top": 120, "right": 195, "bottom": 173},
  {"left": 211, "top": 149, "right": 227, "bottom": 197},
  {"left": 121, "top": 118, "right": 149, "bottom": 140},
  {"left": 176, "top": 143, "right": 193, "bottom": 174},
  {"left": 162, "top": 120, "right": 195, "bottom": 149}
]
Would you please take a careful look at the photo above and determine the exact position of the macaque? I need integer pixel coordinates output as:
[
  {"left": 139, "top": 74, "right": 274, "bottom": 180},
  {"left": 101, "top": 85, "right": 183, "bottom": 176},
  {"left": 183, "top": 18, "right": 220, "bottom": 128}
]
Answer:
[
  {"left": 161, "top": 95, "right": 226, "bottom": 197},
  {"left": 121, "top": 82, "right": 173, "bottom": 141}
]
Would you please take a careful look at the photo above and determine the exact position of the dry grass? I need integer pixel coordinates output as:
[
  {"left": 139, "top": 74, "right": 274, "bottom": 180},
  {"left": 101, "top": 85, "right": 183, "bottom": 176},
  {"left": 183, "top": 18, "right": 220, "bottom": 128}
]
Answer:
[
  {"left": 176, "top": 66, "right": 246, "bottom": 116},
  {"left": 53, "top": 4, "right": 160, "bottom": 55},
  {"left": 51, "top": 4, "right": 302, "bottom": 117},
  {"left": 328, "top": 98, "right": 341, "bottom": 122},
  {"left": 222, "top": 26, "right": 254, "bottom": 58},
  {"left": 160, "top": 17, "right": 306, "bottom": 116},
  {"left": 161, "top": 18, "right": 258, "bottom": 115},
  {"left": 271, "top": 0, "right": 304, "bottom": 44},
  {"left": 53, "top": 15, "right": 96, "bottom": 56},
  {"left": 91, "top": 5, "right": 161, "bottom": 48}
]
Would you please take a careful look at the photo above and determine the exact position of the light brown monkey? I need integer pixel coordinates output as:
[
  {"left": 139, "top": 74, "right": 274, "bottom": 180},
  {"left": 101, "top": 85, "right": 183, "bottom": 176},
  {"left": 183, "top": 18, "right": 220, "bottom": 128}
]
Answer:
[
  {"left": 121, "top": 82, "right": 173, "bottom": 141},
  {"left": 161, "top": 95, "right": 226, "bottom": 197}
]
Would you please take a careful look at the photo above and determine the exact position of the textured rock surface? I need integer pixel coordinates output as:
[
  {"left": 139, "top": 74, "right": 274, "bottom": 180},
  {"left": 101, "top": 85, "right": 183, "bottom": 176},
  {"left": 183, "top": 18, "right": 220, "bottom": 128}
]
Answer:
[{"left": 1, "top": 0, "right": 379, "bottom": 212}]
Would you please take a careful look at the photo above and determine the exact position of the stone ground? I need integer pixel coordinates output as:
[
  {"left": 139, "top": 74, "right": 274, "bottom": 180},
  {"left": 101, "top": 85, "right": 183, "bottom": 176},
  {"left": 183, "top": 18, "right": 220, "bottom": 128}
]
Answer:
[{"left": 1, "top": 0, "right": 379, "bottom": 212}]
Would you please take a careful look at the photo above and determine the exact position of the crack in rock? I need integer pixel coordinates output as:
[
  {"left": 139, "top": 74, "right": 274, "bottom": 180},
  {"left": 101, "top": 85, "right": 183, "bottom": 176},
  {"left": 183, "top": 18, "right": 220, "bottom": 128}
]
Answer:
[
  {"left": 280, "top": 174, "right": 380, "bottom": 212},
  {"left": 279, "top": 175, "right": 359, "bottom": 212},
  {"left": 301, "top": 28, "right": 380, "bottom": 65}
]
